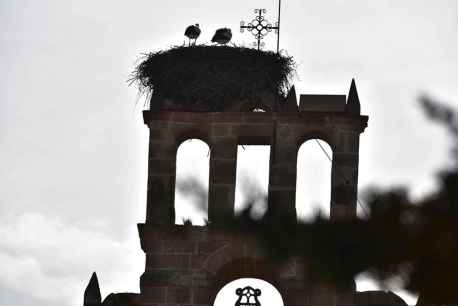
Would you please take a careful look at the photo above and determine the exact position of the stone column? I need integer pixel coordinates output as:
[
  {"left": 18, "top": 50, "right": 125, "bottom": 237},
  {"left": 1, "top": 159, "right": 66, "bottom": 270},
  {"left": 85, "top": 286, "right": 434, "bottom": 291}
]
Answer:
[
  {"left": 267, "top": 123, "right": 297, "bottom": 222},
  {"left": 208, "top": 137, "right": 238, "bottom": 224},
  {"left": 145, "top": 130, "right": 177, "bottom": 224},
  {"left": 330, "top": 131, "right": 360, "bottom": 219}
]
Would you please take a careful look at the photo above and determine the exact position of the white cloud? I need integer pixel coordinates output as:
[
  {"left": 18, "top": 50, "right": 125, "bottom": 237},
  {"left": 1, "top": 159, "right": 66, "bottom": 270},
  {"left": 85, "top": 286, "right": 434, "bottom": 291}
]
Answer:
[{"left": 0, "top": 213, "right": 143, "bottom": 306}]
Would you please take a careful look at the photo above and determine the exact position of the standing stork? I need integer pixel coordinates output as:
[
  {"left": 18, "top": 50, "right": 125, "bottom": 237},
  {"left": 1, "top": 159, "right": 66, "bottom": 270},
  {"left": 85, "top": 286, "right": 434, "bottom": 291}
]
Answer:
[
  {"left": 211, "top": 28, "right": 232, "bottom": 45},
  {"left": 184, "top": 23, "right": 201, "bottom": 46}
]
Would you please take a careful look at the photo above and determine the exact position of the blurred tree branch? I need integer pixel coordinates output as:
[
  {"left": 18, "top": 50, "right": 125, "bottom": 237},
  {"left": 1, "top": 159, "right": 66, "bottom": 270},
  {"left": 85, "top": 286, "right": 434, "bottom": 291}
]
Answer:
[
  {"left": 177, "top": 95, "right": 458, "bottom": 305},
  {"left": 221, "top": 96, "right": 458, "bottom": 305}
]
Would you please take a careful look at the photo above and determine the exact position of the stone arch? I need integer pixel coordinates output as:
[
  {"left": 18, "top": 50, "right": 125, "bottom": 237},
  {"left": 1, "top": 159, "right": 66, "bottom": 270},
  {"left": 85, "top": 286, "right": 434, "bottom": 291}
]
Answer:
[
  {"left": 174, "top": 129, "right": 210, "bottom": 151},
  {"left": 214, "top": 258, "right": 278, "bottom": 288},
  {"left": 296, "top": 130, "right": 337, "bottom": 153},
  {"left": 295, "top": 137, "right": 334, "bottom": 221},
  {"left": 203, "top": 244, "right": 295, "bottom": 288},
  {"left": 202, "top": 244, "right": 244, "bottom": 276},
  {"left": 174, "top": 138, "right": 211, "bottom": 225}
]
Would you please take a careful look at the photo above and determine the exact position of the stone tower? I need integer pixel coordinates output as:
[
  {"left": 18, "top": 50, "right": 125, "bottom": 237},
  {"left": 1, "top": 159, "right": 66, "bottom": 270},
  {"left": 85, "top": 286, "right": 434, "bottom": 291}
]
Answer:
[
  {"left": 137, "top": 79, "right": 368, "bottom": 306},
  {"left": 83, "top": 75, "right": 411, "bottom": 306}
]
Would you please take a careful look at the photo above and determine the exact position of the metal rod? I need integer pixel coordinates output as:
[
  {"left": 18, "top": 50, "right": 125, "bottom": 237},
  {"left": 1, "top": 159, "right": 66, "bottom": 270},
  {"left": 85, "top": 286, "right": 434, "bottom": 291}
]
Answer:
[
  {"left": 276, "top": 0, "right": 281, "bottom": 53},
  {"left": 258, "top": 9, "right": 262, "bottom": 50}
]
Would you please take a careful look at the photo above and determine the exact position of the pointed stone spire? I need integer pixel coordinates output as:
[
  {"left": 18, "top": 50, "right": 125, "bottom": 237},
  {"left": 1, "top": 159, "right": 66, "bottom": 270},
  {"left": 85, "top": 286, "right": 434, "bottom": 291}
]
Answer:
[
  {"left": 346, "top": 78, "right": 360, "bottom": 114},
  {"left": 84, "top": 272, "right": 101, "bottom": 306},
  {"left": 283, "top": 85, "right": 298, "bottom": 112}
]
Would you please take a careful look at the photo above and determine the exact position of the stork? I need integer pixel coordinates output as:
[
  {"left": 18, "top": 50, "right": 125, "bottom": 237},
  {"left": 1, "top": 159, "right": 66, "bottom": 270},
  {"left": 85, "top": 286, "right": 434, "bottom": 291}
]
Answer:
[
  {"left": 211, "top": 28, "right": 232, "bottom": 45},
  {"left": 184, "top": 23, "right": 201, "bottom": 46}
]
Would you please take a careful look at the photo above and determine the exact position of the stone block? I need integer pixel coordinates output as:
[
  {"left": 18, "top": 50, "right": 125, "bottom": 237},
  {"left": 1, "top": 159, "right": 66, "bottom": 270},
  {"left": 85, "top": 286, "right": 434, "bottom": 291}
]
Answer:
[
  {"left": 330, "top": 204, "right": 356, "bottom": 220},
  {"left": 149, "top": 159, "right": 176, "bottom": 175},
  {"left": 242, "top": 113, "right": 276, "bottom": 123},
  {"left": 212, "top": 113, "right": 244, "bottom": 123},
  {"left": 190, "top": 255, "right": 208, "bottom": 270},
  {"left": 269, "top": 162, "right": 297, "bottom": 187},
  {"left": 204, "top": 247, "right": 232, "bottom": 274},
  {"left": 209, "top": 160, "right": 236, "bottom": 184},
  {"left": 208, "top": 185, "right": 234, "bottom": 219},
  {"left": 210, "top": 138, "right": 237, "bottom": 159},
  {"left": 198, "top": 241, "right": 228, "bottom": 254},
  {"left": 149, "top": 139, "right": 175, "bottom": 150},
  {"left": 268, "top": 188, "right": 295, "bottom": 204},
  {"left": 141, "top": 286, "right": 167, "bottom": 303},
  {"left": 334, "top": 153, "right": 359, "bottom": 166},
  {"left": 282, "top": 289, "right": 307, "bottom": 306},
  {"left": 207, "top": 230, "right": 235, "bottom": 242},
  {"left": 244, "top": 242, "right": 268, "bottom": 258},
  {"left": 166, "top": 287, "right": 191, "bottom": 303},
  {"left": 299, "top": 95, "right": 346, "bottom": 112},
  {"left": 141, "top": 271, "right": 183, "bottom": 286},
  {"left": 141, "top": 240, "right": 164, "bottom": 254},
  {"left": 235, "top": 124, "right": 273, "bottom": 144},
  {"left": 191, "top": 272, "right": 212, "bottom": 287},
  {"left": 171, "top": 112, "right": 205, "bottom": 122},
  {"left": 192, "top": 288, "right": 214, "bottom": 304},
  {"left": 267, "top": 189, "right": 296, "bottom": 221},
  {"left": 163, "top": 241, "right": 197, "bottom": 254},
  {"left": 344, "top": 132, "right": 359, "bottom": 153},
  {"left": 146, "top": 254, "right": 190, "bottom": 270},
  {"left": 276, "top": 260, "right": 297, "bottom": 279},
  {"left": 211, "top": 124, "right": 232, "bottom": 137}
]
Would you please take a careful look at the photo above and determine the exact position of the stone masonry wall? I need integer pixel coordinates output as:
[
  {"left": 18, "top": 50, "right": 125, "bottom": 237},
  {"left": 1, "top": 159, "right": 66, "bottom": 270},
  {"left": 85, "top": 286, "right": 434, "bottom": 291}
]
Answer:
[
  {"left": 143, "top": 111, "right": 368, "bottom": 225},
  {"left": 138, "top": 224, "right": 355, "bottom": 306},
  {"left": 140, "top": 108, "right": 367, "bottom": 306}
]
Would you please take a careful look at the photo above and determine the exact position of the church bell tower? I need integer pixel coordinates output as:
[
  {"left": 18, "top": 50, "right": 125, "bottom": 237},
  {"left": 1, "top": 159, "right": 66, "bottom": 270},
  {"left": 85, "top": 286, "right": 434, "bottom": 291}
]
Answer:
[{"left": 138, "top": 75, "right": 367, "bottom": 306}]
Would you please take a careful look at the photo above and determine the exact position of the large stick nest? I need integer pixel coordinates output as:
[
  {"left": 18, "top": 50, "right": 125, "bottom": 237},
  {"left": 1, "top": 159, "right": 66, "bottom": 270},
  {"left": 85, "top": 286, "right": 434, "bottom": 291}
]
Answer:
[{"left": 131, "top": 45, "right": 295, "bottom": 111}]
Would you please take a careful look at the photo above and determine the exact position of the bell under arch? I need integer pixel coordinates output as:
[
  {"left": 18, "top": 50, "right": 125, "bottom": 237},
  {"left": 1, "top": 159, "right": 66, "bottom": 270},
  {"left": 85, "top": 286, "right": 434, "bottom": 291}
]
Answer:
[{"left": 214, "top": 278, "right": 284, "bottom": 306}]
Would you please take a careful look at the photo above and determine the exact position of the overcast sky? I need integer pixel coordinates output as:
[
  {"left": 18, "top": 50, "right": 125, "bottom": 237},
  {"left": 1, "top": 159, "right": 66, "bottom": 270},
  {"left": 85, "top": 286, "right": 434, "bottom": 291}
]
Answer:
[{"left": 1, "top": 1, "right": 458, "bottom": 305}]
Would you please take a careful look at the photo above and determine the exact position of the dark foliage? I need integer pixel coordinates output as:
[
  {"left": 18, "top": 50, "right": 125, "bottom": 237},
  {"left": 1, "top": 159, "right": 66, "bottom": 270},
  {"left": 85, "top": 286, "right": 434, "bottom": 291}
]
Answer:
[{"left": 131, "top": 45, "right": 295, "bottom": 110}]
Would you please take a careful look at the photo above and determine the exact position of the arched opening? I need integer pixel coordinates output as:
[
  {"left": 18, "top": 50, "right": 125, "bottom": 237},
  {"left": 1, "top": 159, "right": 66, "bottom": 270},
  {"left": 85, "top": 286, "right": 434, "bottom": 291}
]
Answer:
[
  {"left": 214, "top": 278, "right": 284, "bottom": 306},
  {"left": 174, "top": 139, "right": 210, "bottom": 225},
  {"left": 234, "top": 145, "right": 271, "bottom": 219},
  {"left": 295, "top": 139, "right": 333, "bottom": 222}
]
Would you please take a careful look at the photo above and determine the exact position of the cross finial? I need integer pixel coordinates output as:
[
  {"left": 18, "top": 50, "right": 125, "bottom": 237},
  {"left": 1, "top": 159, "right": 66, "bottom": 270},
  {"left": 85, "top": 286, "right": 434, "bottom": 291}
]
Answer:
[{"left": 240, "top": 8, "right": 279, "bottom": 51}]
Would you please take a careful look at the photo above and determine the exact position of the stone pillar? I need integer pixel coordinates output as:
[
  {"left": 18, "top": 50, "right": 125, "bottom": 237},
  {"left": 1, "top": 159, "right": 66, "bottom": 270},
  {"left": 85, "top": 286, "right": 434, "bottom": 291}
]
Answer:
[
  {"left": 330, "top": 131, "right": 360, "bottom": 219},
  {"left": 267, "top": 123, "right": 297, "bottom": 222},
  {"left": 208, "top": 137, "right": 238, "bottom": 224},
  {"left": 145, "top": 129, "right": 177, "bottom": 224}
]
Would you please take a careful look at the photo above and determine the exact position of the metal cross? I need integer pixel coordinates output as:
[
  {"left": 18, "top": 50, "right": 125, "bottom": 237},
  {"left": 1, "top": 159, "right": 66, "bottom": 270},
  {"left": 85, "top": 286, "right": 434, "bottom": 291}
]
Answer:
[{"left": 240, "top": 9, "right": 279, "bottom": 51}]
